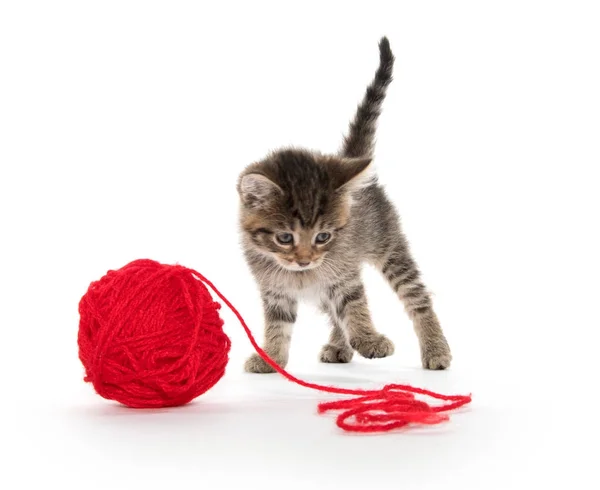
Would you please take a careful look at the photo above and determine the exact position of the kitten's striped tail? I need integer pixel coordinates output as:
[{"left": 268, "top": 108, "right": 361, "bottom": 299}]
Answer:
[{"left": 340, "top": 37, "right": 395, "bottom": 158}]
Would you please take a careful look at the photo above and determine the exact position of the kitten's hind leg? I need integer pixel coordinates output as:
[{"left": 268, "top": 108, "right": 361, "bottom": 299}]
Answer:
[
  {"left": 379, "top": 245, "right": 452, "bottom": 370},
  {"left": 244, "top": 290, "right": 297, "bottom": 373},
  {"left": 318, "top": 301, "right": 354, "bottom": 363},
  {"left": 323, "top": 278, "right": 395, "bottom": 360}
]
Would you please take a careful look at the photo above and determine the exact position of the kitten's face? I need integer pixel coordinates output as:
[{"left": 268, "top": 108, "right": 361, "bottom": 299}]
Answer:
[
  {"left": 244, "top": 214, "right": 338, "bottom": 271},
  {"left": 237, "top": 149, "right": 371, "bottom": 272}
]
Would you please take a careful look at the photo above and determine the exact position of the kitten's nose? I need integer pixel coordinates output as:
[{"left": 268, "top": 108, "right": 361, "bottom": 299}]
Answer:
[{"left": 297, "top": 261, "right": 311, "bottom": 268}]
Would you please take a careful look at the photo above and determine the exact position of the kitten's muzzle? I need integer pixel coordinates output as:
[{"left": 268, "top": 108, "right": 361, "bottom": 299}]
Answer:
[{"left": 275, "top": 256, "right": 322, "bottom": 272}]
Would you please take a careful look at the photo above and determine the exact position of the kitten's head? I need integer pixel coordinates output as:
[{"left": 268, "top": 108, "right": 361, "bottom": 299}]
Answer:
[{"left": 237, "top": 148, "right": 372, "bottom": 272}]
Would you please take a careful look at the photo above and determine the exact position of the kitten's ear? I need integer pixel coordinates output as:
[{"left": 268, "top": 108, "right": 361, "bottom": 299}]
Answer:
[
  {"left": 238, "top": 173, "right": 282, "bottom": 208},
  {"left": 334, "top": 157, "right": 374, "bottom": 191}
]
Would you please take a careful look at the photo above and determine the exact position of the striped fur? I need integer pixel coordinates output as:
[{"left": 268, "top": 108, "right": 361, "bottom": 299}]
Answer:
[
  {"left": 341, "top": 36, "right": 395, "bottom": 158},
  {"left": 238, "top": 37, "right": 451, "bottom": 373}
]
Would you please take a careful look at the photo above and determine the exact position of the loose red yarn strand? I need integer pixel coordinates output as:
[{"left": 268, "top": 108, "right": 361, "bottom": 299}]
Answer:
[{"left": 190, "top": 268, "right": 472, "bottom": 433}]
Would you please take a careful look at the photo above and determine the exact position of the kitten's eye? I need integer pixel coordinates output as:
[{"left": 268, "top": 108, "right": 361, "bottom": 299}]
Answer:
[
  {"left": 276, "top": 233, "right": 294, "bottom": 245},
  {"left": 315, "top": 232, "right": 331, "bottom": 244}
]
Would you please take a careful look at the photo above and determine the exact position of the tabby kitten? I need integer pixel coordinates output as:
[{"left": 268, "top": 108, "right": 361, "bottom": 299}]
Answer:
[{"left": 237, "top": 37, "right": 452, "bottom": 372}]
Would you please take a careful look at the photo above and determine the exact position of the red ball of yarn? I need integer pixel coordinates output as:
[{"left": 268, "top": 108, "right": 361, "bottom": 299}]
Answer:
[{"left": 78, "top": 259, "right": 231, "bottom": 408}]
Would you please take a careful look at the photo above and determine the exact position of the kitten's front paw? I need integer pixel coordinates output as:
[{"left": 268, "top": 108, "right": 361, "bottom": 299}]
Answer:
[
  {"left": 319, "top": 344, "right": 354, "bottom": 363},
  {"left": 352, "top": 334, "right": 395, "bottom": 359},
  {"left": 421, "top": 339, "right": 452, "bottom": 370},
  {"left": 244, "top": 353, "right": 282, "bottom": 373}
]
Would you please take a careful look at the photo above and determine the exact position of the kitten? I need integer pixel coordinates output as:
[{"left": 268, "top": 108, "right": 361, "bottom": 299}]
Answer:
[{"left": 237, "top": 37, "right": 451, "bottom": 372}]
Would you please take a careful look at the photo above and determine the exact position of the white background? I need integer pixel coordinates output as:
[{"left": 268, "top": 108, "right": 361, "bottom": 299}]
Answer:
[{"left": 1, "top": 1, "right": 599, "bottom": 489}]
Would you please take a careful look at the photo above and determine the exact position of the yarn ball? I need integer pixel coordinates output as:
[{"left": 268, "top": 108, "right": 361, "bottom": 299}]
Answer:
[{"left": 78, "top": 259, "right": 231, "bottom": 408}]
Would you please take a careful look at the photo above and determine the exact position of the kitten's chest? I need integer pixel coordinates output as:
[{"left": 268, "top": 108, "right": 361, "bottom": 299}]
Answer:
[
  {"left": 296, "top": 283, "right": 323, "bottom": 305},
  {"left": 279, "top": 274, "right": 324, "bottom": 304},
  {"left": 278, "top": 271, "right": 336, "bottom": 305}
]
